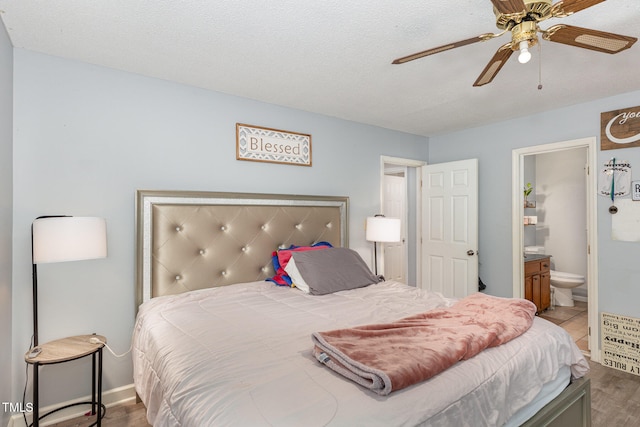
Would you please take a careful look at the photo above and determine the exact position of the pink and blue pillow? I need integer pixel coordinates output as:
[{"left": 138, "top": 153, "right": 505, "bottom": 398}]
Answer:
[{"left": 267, "top": 241, "right": 332, "bottom": 286}]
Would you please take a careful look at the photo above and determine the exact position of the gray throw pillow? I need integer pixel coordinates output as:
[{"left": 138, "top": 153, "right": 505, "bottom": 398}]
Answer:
[{"left": 288, "top": 247, "right": 380, "bottom": 295}]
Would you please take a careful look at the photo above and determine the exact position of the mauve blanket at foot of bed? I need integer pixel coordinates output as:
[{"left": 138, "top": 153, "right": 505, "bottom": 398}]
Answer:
[{"left": 311, "top": 292, "right": 537, "bottom": 395}]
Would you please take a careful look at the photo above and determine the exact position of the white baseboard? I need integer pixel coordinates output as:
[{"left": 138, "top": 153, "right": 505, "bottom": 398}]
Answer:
[
  {"left": 7, "top": 384, "right": 136, "bottom": 427},
  {"left": 573, "top": 295, "right": 588, "bottom": 303}
]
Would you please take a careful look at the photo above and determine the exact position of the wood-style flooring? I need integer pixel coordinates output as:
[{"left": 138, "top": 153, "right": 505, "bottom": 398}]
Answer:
[
  {"left": 48, "top": 401, "right": 150, "bottom": 427},
  {"left": 51, "top": 301, "right": 640, "bottom": 426},
  {"left": 540, "top": 301, "right": 640, "bottom": 426}
]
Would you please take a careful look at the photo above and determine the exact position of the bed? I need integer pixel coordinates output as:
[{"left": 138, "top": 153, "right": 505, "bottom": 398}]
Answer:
[{"left": 132, "top": 190, "right": 591, "bottom": 426}]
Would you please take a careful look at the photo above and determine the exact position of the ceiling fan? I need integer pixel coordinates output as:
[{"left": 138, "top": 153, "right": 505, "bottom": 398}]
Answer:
[{"left": 392, "top": 0, "right": 637, "bottom": 86}]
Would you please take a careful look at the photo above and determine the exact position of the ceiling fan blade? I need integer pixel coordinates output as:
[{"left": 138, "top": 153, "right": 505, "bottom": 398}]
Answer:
[
  {"left": 473, "top": 44, "right": 514, "bottom": 87},
  {"left": 556, "top": 0, "right": 606, "bottom": 15},
  {"left": 392, "top": 35, "right": 490, "bottom": 64},
  {"left": 490, "top": 0, "right": 526, "bottom": 15},
  {"left": 543, "top": 24, "right": 637, "bottom": 54}
]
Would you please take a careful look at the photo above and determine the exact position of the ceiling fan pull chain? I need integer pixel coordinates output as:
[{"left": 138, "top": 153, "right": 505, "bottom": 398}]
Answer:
[{"left": 537, "top": 41, "right": 543, "bottom": 90}]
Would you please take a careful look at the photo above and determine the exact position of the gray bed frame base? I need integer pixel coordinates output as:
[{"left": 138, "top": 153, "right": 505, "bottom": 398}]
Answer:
[{"left": 521, "top": 377, "right": 591, "bottom": 427}]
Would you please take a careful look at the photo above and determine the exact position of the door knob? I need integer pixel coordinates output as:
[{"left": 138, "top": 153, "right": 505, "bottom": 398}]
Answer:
[{"left": 467, "top": 250, "right": 475, "bottom": 256}]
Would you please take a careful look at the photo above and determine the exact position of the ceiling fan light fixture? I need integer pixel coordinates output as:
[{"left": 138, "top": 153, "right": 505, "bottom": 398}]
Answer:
[
  {"left": 392, "top": 0, "right": 635, "bottom": 87},
  {"left": 518, "top": 40, "right": 532, "bottom": 63}
]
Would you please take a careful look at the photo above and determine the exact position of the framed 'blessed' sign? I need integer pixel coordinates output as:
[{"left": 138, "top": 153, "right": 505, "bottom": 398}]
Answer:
[
  {"left": 601, "top": 105, "right": 640, "bottom": 151},
  {"left": 236, "top": 123, "right": 312, "bottom": 166}
]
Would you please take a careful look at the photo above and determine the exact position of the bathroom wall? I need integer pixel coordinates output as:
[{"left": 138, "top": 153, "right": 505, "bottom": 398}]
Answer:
[
  {"left": 523, "top": 155, "right": 536, "bottom": 247},
  {"left": 535, "top": 147, "right": 589, "bottom": 299}
]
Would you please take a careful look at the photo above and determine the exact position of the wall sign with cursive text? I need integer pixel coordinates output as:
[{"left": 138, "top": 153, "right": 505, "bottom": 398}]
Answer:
[
  {"left": 236, "top": 123, "right": 312, "bottom": 166},
  {"left": 601, "top": 105, "right": 640, "bottom": 150}
]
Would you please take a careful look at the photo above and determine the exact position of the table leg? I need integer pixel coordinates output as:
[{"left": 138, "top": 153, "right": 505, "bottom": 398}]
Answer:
[
  {"left": 97, "top": 348, "right": 103, "bottom": 427},
  {"left": 33, "top": 362, "right": 39, "bottom": 427},
  {"left": 91, "top": 352, "right": 96, "bottom": 416}
]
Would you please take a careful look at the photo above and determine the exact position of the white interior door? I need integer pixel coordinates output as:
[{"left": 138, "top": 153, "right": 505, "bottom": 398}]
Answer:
[
  {"left": 383, "top": 174, "right": 406, "bottom": 283},
  {"left": 421, "top": 159, "right": 478, "bottom": 298}
]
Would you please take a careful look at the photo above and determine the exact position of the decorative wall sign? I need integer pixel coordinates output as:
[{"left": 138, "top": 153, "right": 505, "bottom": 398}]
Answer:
[
  {"left": 601, "top": 105, "right": 640, "bottom": 150},
  {"left": 601, "top": 312, "right": 640, "bottom": 376},
  {"left": 236, "top": 123, "right": 312, "bottom": 166},
  {"left": 598, "top": 159, "right": 631, "bottom": 198},
  {"left": 633, "top": 181, "right": 640, "bottom": 201}
]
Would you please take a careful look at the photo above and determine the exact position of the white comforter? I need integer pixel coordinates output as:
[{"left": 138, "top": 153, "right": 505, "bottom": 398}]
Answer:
[{"left": 133, "top": 280, "right": 588, "bottom": 426}]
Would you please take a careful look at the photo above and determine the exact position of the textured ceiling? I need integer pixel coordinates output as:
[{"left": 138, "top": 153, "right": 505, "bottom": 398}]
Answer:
[{"left": 0, "top": 0, "right": 638, "bottom": 136}]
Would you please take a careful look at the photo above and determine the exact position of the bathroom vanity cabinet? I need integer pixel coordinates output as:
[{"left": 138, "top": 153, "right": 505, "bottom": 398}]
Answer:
[{"left": 524, "top": 255, "right": 551, "bottom": 313}]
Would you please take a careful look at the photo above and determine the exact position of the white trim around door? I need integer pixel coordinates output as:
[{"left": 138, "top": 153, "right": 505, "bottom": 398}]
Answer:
[{"left": 512, "top": 137, "right": 599, "bottom": 362}]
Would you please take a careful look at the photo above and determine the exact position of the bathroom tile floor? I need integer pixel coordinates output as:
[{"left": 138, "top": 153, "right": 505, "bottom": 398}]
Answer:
[{"left": 539, "top": 300, "right": 589, "bottom": 353}]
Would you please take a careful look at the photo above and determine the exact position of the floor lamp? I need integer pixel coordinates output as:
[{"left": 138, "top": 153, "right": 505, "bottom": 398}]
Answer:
[
  {"left": 365, "top": 214, "right": 401, "bottom": 277},
  {"left": 31, "top": 216, "right": 107, "bottom": 349}
]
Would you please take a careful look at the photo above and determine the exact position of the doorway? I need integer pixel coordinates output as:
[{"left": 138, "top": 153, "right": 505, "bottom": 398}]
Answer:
[
  {"left": 380, "top": 156, "right": 425, "bottom": 286},
  {"left": 383, "top": 172, "right": 408, "bottom": 283},
  {"left": 380, "top": 156, "right": 479, "bottom": 297},
  {"left": 512, "top": 137, "right": 599, "bottom": 361}
]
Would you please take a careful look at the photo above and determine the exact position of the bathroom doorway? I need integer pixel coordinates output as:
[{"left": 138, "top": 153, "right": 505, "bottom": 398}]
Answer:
[{"left": 512, "top": 137, "right": 599, "bottom": 361}]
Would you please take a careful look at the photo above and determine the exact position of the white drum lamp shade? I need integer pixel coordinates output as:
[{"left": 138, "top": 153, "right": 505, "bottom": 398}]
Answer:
[
  {"left": 33, "top": 217, "right": 107, "bottom": 264},
  {"left": 366, "top": 216, "right": 401, "bottom": 243}
]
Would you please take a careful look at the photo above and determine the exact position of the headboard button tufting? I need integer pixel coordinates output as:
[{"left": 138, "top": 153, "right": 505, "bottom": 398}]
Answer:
[{"left": 137, "top": 190, "right": 348, "bottom": 305}]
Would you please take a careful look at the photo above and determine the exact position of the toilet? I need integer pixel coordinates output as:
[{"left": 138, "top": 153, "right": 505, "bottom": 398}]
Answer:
[
  {"left": 524, "top": 246, "right": 585, "bottom": 307},
  {"left": 549, "top": 270, "right": 585, "bottom": 307}
]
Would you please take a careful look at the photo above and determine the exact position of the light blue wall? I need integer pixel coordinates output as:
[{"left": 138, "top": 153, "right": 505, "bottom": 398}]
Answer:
[
  {"left": 11, "top": 49, "right": 428, "bottom": 407},
  {"left": 429, "top": 91, "right": 640, "bottom": 321},
  {"left": 0, "top": 19, "right": 13, "bottom": 427}
]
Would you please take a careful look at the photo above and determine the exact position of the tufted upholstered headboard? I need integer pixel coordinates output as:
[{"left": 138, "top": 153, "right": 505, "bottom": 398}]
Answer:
[{"left": 135, "top": 190, "right": 349, "bottom": 305}]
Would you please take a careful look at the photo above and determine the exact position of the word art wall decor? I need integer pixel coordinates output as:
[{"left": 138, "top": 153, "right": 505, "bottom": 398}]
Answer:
[
  {"left": 601, "top": 105, "right": 640, "bottom": 150},
  {"left": 602, "top": 312, "right": 640, "bottom": 376},
  {"left": 236, "top": 123, "right": 312, "bottom": 166}
]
